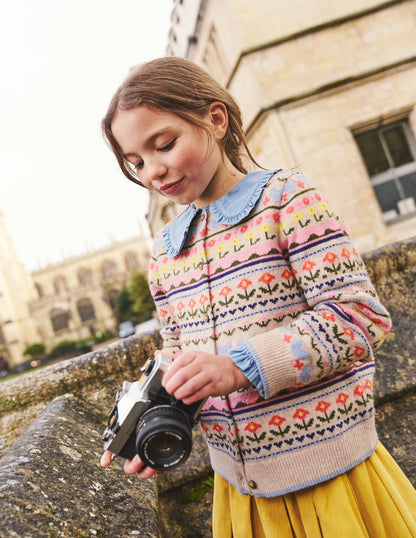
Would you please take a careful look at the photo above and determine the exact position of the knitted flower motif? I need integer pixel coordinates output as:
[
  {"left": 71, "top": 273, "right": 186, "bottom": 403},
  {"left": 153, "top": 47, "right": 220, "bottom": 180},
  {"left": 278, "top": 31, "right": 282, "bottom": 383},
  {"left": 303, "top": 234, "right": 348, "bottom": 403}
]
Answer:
[
  {"left": 323, "top": 252, "right": 337, "bottom": 263},
  {"left": 364, "top": 379, "right": 372, "bottom": 390},
  {"left": 238, "top": 278, "right": 252, "bottom": 290},
  {"left": 259, "top": 272, "right": 275, "bottom": 284},
  {"left": 245, "top": 422, "right": 262, "bottom": 433},
  {"left": 293, "top": 408, "right": 309, "bottom": 420},
  {"left": 303, "top": 260, "right": 316, "bottom": 272},
  {"left": 316, "top": 401, "right": 331, "bottom": 413},
  {"left": 343, "top": 327, "right": 355, "bottom": 339},
  {"left": 354, "top": 385, "right": 364, "bottom": 396},
  {"left": 336, "top": 393, "right": 349, "bottom": 404},
  {"left": 269, "top": 415, "right": 286, "bottom": 427},
  {"left": 219, "top": 286, "right": 232, "bottom": 297},
  {"left": 353, "top": 346, "right": 365, "bottom": 358}
]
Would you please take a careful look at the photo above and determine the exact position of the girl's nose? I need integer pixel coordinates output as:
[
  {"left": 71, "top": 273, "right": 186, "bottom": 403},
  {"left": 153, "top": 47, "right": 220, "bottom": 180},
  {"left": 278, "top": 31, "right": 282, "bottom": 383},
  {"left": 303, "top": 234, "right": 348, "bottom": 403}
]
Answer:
[{"left": 146, "top": 160, "right": 168, "bottom": 183}]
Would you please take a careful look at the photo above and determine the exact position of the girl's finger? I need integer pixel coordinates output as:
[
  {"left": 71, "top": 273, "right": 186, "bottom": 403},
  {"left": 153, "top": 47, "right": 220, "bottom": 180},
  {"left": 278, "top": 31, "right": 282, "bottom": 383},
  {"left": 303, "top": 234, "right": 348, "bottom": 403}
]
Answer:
[
  {"left": 124, "top": 454, "right": 145, "bottom": 474},
  {"left": 100, "top": 450, "right": 116, "bottom": 467},
  {"left": 163, "top": 358, "right": 201, "bottom": 394}
]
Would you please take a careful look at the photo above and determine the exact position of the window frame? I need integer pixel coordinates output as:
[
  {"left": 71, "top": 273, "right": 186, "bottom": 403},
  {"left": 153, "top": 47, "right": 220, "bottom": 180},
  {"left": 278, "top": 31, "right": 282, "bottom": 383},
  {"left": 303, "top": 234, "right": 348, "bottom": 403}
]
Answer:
[{"left": 354, "top": 118, "right": 416, "bottom": 224}]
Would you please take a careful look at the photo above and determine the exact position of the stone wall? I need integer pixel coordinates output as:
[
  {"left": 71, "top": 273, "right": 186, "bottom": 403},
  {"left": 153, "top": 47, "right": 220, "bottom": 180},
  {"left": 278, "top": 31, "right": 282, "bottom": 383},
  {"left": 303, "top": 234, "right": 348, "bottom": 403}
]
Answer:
[{"left": 0, "top": 236, "right": 415, "bottom": 536}]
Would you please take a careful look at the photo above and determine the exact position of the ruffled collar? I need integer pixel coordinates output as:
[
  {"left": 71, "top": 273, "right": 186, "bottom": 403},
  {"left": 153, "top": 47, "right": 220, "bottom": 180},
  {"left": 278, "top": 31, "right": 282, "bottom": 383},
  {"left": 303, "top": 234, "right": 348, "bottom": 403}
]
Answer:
[{"left": 163, "top": 169, "right": 278, "bottom": 256}]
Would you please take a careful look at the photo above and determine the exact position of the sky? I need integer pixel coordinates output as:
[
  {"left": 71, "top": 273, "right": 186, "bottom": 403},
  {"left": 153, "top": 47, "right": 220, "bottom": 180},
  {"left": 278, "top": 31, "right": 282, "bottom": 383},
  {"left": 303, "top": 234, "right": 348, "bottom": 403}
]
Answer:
[{"left": 0, "top": 0, "right": 173, "bottom": 271}]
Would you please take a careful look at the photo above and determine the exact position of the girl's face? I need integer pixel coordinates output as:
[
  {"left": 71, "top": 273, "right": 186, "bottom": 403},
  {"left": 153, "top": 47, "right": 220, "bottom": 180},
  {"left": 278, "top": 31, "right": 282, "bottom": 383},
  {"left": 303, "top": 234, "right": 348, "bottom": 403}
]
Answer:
[{"left": 111, "top": 104, "right": 243, "bottom": 208}]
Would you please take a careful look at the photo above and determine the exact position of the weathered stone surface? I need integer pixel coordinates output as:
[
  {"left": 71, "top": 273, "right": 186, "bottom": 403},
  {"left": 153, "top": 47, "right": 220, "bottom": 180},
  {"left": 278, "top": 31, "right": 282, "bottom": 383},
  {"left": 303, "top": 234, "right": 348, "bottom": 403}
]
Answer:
[{"left": 0, "top": 393, "right": 162, "bottom": 537}]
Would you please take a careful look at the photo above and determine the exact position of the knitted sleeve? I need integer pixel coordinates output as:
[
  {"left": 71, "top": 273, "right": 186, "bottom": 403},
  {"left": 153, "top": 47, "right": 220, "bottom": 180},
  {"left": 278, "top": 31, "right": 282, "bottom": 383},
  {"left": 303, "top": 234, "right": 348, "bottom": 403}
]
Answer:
[{"left": 229, "top": 173, "right": 392, "bottom": 399}]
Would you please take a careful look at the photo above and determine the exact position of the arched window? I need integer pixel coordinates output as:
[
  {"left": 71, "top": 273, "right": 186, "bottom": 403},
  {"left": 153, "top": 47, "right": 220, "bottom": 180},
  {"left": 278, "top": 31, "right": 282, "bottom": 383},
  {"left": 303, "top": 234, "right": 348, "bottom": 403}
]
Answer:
[
  {"left": 50, "top": 309, "right": 70, "bottom": 332},
  {"left": 107, "top": 289, "right": 119, "bottom": 310},
  {"left": 125, "top": 251, "right": 139, "bottom": 271},
  {"left": 0, "top": 325, "right": 5, "bottom": 345},
  {"left": 102, "top": 260, "right": 117, "bottom": 279},
  {"left": 77, "top": 298, "right": 96, "bottom": 322},
  {"left": 78, "top": 268, "right": 93, "bottom": 286},
  {"left": 53, "top": 275, "right": 67, "bottom": 294},
  {"left": 35, "top": 283, "right": 44, "bottom": 298}
]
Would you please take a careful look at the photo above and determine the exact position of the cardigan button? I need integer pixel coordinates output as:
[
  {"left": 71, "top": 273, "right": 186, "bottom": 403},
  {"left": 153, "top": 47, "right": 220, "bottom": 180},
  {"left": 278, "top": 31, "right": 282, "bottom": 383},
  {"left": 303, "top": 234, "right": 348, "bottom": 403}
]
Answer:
[{"left": 248, "top": 480, "right": 257, "bottom": 490}]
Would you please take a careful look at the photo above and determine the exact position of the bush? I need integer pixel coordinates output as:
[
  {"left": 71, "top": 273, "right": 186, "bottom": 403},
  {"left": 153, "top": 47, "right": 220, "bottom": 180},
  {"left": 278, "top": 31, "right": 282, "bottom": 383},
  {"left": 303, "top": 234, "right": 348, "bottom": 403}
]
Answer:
[
  {"left": 23, "top": 343, "right": 46, "bottom": 358},
  {"left": 48, "top": 339, "right": 92, "bottom": 360}
]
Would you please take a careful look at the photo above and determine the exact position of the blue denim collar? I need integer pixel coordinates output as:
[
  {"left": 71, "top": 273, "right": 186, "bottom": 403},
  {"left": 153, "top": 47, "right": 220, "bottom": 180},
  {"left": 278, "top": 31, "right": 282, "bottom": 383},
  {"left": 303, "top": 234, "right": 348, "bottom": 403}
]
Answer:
[{"left": 163, "top": 169, "right": 278, "bottom": 256}]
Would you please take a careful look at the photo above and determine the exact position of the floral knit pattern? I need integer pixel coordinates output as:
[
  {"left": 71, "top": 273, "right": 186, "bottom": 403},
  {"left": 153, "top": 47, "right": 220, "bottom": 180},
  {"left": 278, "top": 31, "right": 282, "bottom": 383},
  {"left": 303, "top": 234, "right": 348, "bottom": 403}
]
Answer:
[{"left": 148, "top": 170, "right": 391, "bottom": 497}]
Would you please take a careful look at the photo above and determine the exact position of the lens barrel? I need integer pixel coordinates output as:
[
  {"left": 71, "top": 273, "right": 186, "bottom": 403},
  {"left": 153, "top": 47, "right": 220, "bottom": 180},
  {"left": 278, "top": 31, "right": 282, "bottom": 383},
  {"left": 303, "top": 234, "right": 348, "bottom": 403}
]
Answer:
[{"left": 135, "top": 405, "right": 193, "bottom": 471}]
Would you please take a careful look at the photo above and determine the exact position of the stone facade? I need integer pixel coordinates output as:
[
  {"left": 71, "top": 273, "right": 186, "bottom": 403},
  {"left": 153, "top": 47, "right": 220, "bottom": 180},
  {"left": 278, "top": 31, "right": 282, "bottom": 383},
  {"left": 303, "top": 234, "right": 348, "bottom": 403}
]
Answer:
[
  {"left": 151, "top": 0, "right": 416, "bottom": 252},
  {"left": 29, "top": 235, "right": 151, "bottom": 355},
  {"left": 0, "top": 207, "right": 150, "bottom": 367},
  {"left": 0, "top": 212, "right": 39, "bottom": 368}
]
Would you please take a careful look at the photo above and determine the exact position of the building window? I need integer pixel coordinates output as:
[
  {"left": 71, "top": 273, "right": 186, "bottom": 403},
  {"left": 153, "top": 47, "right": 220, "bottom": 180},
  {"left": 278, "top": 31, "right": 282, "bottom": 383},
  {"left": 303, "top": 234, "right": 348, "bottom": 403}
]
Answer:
[
  {"left": 125, "top": 251, "right": 139, "bottom": 271},
  {"left": 53, "top": 275, "right": 68, "bottom": 294},
  {"left": 35, "top": 283, "right": 44, "bottom": 298},
  {"left": 78, "top": 268, "right": 93, "bottom": 286},
  {"left": 354, "top": 119, "right": 416, "bottom": 223},
  {"left": 50, "top": 309, "right": 70, "bottom": 332},
  {"left": 102, "top": 260, "right": 117, "bottom": 279},
  {"left": 107, "top": 289, "right": 119, "bottom": 310},
  {"left": 77, "top": 298, "right": 96, "bottom": 322}
]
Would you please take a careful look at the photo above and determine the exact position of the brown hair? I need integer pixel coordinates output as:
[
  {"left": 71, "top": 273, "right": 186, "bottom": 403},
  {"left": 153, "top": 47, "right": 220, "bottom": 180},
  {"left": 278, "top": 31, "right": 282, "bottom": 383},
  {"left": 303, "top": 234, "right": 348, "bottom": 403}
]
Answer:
[{"left": 102, "top": 56, "right": 260, "bottom": 186}]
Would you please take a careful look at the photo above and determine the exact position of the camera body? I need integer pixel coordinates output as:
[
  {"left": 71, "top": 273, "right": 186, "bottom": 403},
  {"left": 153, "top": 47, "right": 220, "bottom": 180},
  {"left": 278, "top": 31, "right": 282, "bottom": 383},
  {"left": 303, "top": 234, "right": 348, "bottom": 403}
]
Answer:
[{"left": 102, "top": 353, "right": 205, "bottom": 471}]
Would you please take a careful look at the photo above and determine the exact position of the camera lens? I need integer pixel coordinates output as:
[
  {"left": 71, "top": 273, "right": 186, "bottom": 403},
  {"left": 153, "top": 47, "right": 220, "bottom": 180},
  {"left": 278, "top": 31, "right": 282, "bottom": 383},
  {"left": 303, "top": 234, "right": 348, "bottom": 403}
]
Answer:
[{"left": 135, "top": 405, "right": 193, "bottom": 471}]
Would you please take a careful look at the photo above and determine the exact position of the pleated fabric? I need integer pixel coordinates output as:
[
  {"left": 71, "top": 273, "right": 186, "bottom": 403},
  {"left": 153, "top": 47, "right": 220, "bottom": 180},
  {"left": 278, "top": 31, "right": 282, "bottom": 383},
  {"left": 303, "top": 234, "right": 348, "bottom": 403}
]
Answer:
[{"left": 212, "top": 443, "right": 416, "bottom": 537}]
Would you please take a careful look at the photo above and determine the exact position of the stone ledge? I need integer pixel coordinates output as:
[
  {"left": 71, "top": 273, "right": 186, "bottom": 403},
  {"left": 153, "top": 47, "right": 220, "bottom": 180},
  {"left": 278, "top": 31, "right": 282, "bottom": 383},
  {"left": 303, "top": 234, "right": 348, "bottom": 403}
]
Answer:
[{"left": 0, "top": 393, "right": 162, "bottom": 537}]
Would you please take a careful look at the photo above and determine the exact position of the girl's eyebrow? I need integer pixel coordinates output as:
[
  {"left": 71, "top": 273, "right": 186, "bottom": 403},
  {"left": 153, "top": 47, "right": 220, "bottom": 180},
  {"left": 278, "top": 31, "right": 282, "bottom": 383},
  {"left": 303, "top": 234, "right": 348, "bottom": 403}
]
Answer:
[{"left": 123, "top": 128, "right": 173, "bottom": 161}]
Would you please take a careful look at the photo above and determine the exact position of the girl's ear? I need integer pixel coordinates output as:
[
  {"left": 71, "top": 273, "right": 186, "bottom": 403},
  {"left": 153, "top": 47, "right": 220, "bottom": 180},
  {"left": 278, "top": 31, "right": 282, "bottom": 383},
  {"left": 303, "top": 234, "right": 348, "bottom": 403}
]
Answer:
[{"left": 207, "top": 101, "right": 229, "bottom": 141}]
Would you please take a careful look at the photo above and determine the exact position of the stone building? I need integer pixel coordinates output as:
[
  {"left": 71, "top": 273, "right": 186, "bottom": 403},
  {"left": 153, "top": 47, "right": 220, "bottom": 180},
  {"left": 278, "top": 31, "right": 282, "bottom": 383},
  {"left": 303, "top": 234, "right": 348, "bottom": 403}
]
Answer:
[
  {"left": 0, "top": 207, "right": 150, "bottom": 367},
  {"left": 29, "top": 235, "right": 150, "bottom": 356},
  {"left": 0, "top": 212, "right": 40, "bottom": 368},
  {"left": 149, "top": 0, "right": 416, "bottom": 253}
]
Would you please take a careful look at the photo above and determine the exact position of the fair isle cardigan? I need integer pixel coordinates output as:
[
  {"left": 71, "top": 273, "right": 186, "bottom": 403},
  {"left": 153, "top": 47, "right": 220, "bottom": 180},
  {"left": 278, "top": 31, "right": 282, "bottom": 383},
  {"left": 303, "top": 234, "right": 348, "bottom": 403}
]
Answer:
[{"left": 148, "top": 169, "right": 391, "bottom": 497}]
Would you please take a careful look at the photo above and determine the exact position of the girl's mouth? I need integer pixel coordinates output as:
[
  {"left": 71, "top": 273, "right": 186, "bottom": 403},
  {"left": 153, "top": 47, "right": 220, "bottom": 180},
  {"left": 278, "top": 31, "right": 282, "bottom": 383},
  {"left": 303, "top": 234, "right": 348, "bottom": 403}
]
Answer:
[{"left": 160, "top": 178, "right": 184, "bottom": 195}]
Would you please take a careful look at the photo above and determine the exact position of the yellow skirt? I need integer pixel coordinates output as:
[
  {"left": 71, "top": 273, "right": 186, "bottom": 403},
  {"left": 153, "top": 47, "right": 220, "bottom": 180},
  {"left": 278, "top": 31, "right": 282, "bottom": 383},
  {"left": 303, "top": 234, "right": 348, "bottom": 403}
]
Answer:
[{"left": 213, "top": 443, "right": 416, "bottom": 537}]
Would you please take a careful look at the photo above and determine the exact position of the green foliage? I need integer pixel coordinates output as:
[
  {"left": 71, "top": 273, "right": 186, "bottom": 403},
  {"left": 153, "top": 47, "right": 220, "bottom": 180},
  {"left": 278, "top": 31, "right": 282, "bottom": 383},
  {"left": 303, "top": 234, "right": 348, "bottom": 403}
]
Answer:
[
  {"left": 115, "top": 287, "right": 134, "bottom": 322},
  {"left": 91, "top": 330, "right": 111, "bottom": 344},
  {"left": 23, "top": 343, "right": 46, "bottom": 358},
  {"left": 48, "top": 339, "right": 92, "bottom": 360},
  {"left": 129, "top": 272, "right": 155, "bottom": 323},
  {"left": 180, "top": 476, "right": 214, "bottom": 504}
]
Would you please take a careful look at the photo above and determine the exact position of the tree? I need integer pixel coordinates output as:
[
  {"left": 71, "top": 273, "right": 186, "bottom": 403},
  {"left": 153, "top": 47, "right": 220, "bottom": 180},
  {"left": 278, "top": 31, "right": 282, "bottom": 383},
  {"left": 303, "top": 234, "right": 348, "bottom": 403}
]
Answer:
[
  {"left": 129, "top": 272, "right": 155, "bottom": 323},
  {"left": 115, "top": 287, "right": 134, "bottom": 321}
]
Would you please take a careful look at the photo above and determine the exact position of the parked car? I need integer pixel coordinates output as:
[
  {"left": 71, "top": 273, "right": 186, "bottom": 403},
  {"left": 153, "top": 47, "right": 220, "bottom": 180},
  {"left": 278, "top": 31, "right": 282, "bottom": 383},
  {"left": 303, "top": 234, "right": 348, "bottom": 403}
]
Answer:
[{"left": 118, "top": 321, "right": 135, "bottom": 338}]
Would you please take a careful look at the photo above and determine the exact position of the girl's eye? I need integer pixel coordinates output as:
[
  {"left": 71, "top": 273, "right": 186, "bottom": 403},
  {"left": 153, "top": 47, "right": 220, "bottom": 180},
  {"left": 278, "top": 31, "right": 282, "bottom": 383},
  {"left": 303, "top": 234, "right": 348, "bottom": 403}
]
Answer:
[
  {"left": 134, "top": 160, "right": 144, "bottom": 170},
  {"left": 159, "top": 139, "right": 176, "bottom": 152}
]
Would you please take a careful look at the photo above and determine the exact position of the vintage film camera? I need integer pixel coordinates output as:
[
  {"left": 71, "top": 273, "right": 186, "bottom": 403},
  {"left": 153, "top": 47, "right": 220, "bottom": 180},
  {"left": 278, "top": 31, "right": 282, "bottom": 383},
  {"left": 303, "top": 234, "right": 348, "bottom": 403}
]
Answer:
[{"left": 102, "top": 353, "right": 205, "bottom": 471}]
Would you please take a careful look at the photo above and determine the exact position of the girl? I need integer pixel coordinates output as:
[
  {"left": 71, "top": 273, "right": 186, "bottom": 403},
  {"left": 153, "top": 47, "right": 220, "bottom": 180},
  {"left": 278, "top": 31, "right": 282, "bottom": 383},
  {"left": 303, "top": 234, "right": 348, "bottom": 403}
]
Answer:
[{"left": 101, "top": 56, "right": 416, "bottom": 537}]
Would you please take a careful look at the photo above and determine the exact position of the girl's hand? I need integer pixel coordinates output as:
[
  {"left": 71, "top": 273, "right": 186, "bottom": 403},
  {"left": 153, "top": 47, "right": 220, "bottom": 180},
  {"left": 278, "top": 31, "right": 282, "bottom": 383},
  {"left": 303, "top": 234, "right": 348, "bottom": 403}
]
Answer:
[
  {"left": 123, "top": 455, "right": 159, "bottom": 480},
  {"left": 162, "top": 351, "right": 250, "bottom": 404},
  {"left": 100, "top": 450, "right": 160, "bottom": 480}
]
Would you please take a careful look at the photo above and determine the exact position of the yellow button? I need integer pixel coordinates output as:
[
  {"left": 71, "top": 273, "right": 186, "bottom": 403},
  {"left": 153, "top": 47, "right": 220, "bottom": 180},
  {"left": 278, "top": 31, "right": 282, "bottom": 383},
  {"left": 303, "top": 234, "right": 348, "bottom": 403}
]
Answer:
[{"left": 248, "top": 480, "right": 257, "bottom": 489}]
